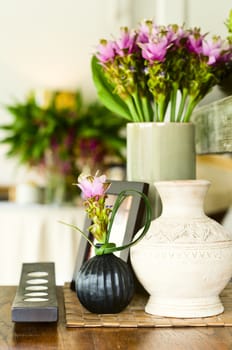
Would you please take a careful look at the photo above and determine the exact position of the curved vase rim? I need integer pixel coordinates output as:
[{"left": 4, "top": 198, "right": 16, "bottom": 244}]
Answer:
[
  {"left": 127, "top": 122, "right": 195, "bottom": 127},
  {"left": 154, "top": 179, "right": 210, "bottom": 186}
]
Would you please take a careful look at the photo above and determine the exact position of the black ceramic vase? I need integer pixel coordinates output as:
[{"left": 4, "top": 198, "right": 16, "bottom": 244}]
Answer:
[{"left": 76, "top": 253, "right": 135, "bottom": 314}]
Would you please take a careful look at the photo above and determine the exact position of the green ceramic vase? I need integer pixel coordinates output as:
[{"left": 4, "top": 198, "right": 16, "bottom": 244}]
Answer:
[{"left": 126, "top": 122, "right": 196, "bottom": 218}]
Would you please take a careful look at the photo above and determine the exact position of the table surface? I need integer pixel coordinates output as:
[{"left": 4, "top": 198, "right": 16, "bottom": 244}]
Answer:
[{"left": 2, "top": 286, "right": 232, "bottom": 350}]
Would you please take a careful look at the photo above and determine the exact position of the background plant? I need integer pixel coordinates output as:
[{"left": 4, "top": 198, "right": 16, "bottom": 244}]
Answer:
[
  {"left": 225, "top": 9, "right": 232, "bottom": 43},
  {"left": 0, "top": 90, "right": 126, "bottom": 199}
]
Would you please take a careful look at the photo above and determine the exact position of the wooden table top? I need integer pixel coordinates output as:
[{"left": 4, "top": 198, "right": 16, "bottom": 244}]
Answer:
[{"left": 2, "top": 286, "right": 232, "bottom": 350}]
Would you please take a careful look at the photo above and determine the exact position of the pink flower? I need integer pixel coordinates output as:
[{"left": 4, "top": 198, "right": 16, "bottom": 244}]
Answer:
[
  {"left": 77, "top": 173, "right": 109, "bottom": 199},
  {"left": 140, "top": 37, "right": 169, "bottom": 62},
  {"left": 96, "top": 40, "right": 116, "bottom": 63},
  {"left": 92, "top": 19, "right": 231, "bottom": 123},
  {"left": 137, "top": 22, "right": 152, "bottom": 43},
  {"left": 187, "top": 32, "right": 204, "bottom": 54},
  {"left": 163, "top": 24, "right": 186, "bottom": 45},
  {"left": 113, "top": 27, "right": 137, "bottom": 56},
  {"left": 202, "top": 38, "right": 224, "bottom": 65}
]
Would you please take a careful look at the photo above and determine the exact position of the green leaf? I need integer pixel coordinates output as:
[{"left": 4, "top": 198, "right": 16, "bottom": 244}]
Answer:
[
  {"left": 91, "top": 56, "right": 132, "bottom": 121},
  {"left": 59, "top": 221, "right": 95, "bottom": 248}
]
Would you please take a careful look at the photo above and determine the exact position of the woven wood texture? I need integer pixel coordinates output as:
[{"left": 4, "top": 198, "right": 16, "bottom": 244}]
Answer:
[{"left": 64, "top": 282, "right": 232, "bottom": 328}]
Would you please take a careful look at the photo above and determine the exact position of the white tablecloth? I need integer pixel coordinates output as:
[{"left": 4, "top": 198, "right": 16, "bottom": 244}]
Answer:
[{"left": 0, "top": 202, "right": 85, "bottom": 285}]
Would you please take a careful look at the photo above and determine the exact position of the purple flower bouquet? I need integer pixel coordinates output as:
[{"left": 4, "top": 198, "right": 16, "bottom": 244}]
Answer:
[{"left": 92, "top": 20, "right": 232, "bottom": 123}]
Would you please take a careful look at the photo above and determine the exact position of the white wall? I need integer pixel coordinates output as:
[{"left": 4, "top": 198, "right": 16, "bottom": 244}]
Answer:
[
  {"left": 186, "top": 0, "right": 230, "bottom": 37},
  {"left": 131, "top": 0, "right": 156, "bottom": 24},
  {"left": 0, "top": 0, "right": 133, "bottom": 184},
  {"left": 0, "top": 0, "right": 133, "bottom": 107},
  {"left": 150, "top": 0, "right": 230, "bottom": 35}
]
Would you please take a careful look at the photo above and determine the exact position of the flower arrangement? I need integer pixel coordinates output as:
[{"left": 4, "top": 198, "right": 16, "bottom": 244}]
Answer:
[
  {"left": 0, "top": 90, "right": 126, "bottom": 202},
  {"left": 92, "top": 20, "right": 232, "bottom": 123},
  {"left": 61, "top": 172, "right": 151, "bottom": 256},
  {"left": 1, "top": 90, "right": 126, "bottom": 171}
]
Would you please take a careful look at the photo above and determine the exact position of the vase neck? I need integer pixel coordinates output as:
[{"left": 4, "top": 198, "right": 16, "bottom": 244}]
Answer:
[{"left": 155, "top": 180, "right": 210, "bottom": 219}]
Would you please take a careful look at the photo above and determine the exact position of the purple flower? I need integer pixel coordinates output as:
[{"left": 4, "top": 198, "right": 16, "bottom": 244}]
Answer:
[
  {"left": 202, "top": 37, "right": 224, "bottom": 64},
  {"left": 96, "top": 40, "right": 116, "bottom": 63},
  {"left": 166, "top": 25, "right": 187, "bottom": 45},
  {"left": 187, "top": 36, "right": 203, "bottom": 54},
  {"left": 64, "top": 129, "right": 75, "bottom": 147},
  {"left": 186, "top": 28, "right": 205, "bottom": 55},
  {"left": 113, "top": 27, "right": 137, "bottom": 56},
  {"left": 77, "top": 173, "right": 109, "bottom": 200},
  {"left": 140, "top": 37, "right": 169, "bottom": 62},
  {"left": 219, "top": 48, "right": 232, "bottom": 62},
  {"left": 137, "top": 21, "right": 153, "bottom": 43},
  {"left": 92, "top": 18, "right": 232, "bottom": 123}
]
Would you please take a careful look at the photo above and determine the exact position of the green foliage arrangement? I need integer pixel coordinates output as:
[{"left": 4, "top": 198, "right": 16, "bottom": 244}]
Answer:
[{"left": 0, "top": 90, "right": 126, "bottom": 180}]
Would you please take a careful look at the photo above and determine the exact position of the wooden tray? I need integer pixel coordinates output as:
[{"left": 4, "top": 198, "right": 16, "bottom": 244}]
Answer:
[{"left": 64, "top": 282, "right": 232, "bottom": 328}]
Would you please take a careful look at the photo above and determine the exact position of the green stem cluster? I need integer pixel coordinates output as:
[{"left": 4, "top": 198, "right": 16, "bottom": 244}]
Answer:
[
  {"left": 170, "top": 83, "right": 178, "bottom": 122},
  {"left": 91, "top": 55, "right": 210, "bottom": 123},
  {"left": 124, "top": 88, "right": 201, "bottom": 123},
  {"left": 183, "top": 96, "right": 201, "bottom": 122},
  {"left": 124, "top": 91, "right": 153, "bottom": 122},
  {"left": 166, "top": 87, "right": 201, "bottom": 123}
]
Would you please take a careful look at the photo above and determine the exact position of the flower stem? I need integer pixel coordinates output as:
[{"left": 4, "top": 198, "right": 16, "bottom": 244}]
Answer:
[
  {"left": 132, "top": 91, "right": 144, "bottom": 122},
  {"left": 141, "top": 96, "right": 153, "bottom": 122},
  {"left": 153, "top": 101, "right": 159, "bottom": 122},
  {"left": 105, "top": 191, "right": 128, "bottom": 244},
  {"left": 125, "top": 96, "right": 141, "bottom": 122},
  {"left": 100, "top": 189, "right": 152, "bottom": 255},
  {"left": 158, "top": 95, "right": 167, "bottom": 122},
  {"left": 170, "top": 83, "right": 178, "bottom": 122},
  {"left": 59, "top": 221, "right": 95, "bottom": 247},
  {"left": 177, "top": 88, "right": 188, "bottom": 122},
  {"left": 183, "top": 96, "right": 199, "bottom": 122}
]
